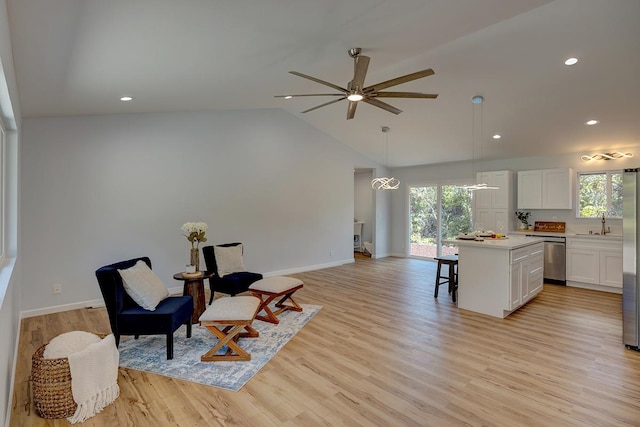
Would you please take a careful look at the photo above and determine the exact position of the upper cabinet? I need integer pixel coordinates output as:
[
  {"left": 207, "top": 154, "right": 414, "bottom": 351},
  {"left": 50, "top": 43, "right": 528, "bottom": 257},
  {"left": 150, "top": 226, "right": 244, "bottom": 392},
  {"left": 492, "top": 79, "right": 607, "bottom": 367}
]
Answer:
[
  {"left": 474, "top": 170, "right": 515, "bottom": 231},
  {"left": 517, "top": 168, "right": 573, "bottom": 209}
]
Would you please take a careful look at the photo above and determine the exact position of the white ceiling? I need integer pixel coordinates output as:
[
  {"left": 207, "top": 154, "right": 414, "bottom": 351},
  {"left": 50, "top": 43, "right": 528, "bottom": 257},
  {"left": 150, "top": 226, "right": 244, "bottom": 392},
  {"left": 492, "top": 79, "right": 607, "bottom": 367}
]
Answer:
[{"left": 7, "top": 0, "right": 640, "bottom": 167}]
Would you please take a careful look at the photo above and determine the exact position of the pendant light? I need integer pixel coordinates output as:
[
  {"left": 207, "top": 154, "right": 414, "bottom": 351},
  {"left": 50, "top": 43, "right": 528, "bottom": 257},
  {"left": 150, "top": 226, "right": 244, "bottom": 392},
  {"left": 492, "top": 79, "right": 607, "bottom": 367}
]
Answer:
[
  {"left": 371, "top": 126, "right": 400, "bottom": 190},
  {"left": 463, "top": 95, "right": 498, "bottom": 191}
]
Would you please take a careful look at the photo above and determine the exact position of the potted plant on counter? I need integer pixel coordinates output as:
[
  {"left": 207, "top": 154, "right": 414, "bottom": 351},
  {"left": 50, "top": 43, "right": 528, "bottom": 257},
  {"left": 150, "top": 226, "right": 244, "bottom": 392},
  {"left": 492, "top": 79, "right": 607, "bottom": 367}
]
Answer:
[{"left": 515, "top": 211, "right": 531, "bottom": 230}]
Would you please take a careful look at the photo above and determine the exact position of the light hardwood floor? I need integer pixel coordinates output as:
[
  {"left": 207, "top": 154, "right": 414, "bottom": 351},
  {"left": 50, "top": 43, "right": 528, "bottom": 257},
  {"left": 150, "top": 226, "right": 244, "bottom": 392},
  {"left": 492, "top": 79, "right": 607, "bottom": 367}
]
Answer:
[{"left": 11, "top": 255, "right": 640, "bottom": 426}]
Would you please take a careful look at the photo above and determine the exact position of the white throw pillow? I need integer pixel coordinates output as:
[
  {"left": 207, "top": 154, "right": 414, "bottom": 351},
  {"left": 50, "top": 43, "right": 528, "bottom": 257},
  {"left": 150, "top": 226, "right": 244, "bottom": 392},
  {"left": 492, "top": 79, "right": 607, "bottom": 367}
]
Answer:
[
  {"left": 214, "top": 244, "right": 246, "bottom": 277},
  {"left": 118, "top": 260, "right": 169, "bottom": 311},
  {"left": 44, "top": 331, "right": 102, "bottom": 359}
]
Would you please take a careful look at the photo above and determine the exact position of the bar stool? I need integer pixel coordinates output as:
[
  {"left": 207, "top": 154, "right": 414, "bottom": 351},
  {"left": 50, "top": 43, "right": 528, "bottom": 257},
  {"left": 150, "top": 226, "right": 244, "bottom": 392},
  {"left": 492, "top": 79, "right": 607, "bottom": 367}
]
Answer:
[{"left": 434, "top": 255, "right": 458, "bottom": 302}]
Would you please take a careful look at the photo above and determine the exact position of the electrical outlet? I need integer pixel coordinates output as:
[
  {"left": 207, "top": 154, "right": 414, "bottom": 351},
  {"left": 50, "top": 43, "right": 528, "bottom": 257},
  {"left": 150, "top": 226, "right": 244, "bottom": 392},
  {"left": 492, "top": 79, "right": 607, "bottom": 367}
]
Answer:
[{"left": 53, "top": 284, "right": 62, "bottom": 294}]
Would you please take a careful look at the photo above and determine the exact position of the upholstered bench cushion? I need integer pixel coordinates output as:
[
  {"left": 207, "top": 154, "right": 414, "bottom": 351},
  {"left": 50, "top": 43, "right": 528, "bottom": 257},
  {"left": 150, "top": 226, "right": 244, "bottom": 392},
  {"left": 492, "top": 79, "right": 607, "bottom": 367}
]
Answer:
[
  {"left": 199, "top": 296, "right": 260, "bottom": 322},
  {"left": 249, "top": 276, "right": 303, "bottom": 294}
]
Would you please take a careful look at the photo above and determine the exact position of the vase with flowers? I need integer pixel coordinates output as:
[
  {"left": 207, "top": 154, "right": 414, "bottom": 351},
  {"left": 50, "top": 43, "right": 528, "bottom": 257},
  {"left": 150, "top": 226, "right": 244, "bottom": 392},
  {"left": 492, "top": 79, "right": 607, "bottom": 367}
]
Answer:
[
  {"left": 182, "top": 221, "right": 208, "bottom": 271},
  {"left": 515, "top": 211, "right": 531, "bottom": 230}
]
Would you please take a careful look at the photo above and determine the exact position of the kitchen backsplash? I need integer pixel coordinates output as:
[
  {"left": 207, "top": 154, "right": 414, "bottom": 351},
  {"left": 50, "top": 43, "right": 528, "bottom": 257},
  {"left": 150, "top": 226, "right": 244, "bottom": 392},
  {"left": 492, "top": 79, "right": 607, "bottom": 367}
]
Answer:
[{"left": 514, "top": 209, "right": 622, "bottom": 235}]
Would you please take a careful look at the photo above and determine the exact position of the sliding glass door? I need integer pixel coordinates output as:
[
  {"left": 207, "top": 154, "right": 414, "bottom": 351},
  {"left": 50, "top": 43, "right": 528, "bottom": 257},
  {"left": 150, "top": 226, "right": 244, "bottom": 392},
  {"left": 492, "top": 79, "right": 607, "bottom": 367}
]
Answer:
[{"left": 410, "top": 184, "right": 473, "bottom": 258}]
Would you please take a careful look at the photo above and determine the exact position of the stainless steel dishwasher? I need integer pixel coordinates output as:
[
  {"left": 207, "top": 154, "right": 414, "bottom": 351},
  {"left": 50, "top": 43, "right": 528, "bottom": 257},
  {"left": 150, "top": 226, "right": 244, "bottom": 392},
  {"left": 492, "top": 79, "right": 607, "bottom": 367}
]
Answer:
[{"left": 527, "top": 234, "right": 566, "bottom": 284}]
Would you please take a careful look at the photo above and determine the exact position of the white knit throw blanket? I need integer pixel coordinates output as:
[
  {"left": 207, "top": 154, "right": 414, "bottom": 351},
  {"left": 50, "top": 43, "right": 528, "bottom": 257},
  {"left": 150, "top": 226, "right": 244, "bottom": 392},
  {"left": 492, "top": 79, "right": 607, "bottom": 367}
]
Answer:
[{"left": 66, "top": 334, "right": 120, "bottom": 424}]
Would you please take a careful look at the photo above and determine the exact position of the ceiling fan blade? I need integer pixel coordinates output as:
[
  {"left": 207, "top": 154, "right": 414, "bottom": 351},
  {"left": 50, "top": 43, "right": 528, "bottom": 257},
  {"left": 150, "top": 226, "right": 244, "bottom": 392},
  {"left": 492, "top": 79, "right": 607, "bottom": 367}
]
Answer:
[
  {"left": 362, "top": 97, "right": 403, "bottom": 115},
  {"left": 347, "top": 101, "right": 358, "bottom": 120},
  {"left": 289, "top": 71, "right": 347, "bottom": 93},
  {"left": 365, "top": 68, "right": 435, "bottom": 92},
  {"left": 300, "top": 97, "right": 346, "bottom": 114},
  {"left": 374, "top": 92, "right": 438, "bottom": 99},
  {"left": 275, "top": 94, "right": 345, "bottom": 98},
  {"left": 349, "top": 55, "right": 370, "bottom": 91}
]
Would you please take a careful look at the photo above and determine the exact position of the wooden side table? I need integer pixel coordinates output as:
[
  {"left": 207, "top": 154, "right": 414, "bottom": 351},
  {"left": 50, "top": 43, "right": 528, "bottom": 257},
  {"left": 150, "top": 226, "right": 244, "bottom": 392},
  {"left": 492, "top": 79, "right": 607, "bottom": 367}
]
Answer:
[{"left": 173, "top": 271, "right": 214, "bottom": 324}]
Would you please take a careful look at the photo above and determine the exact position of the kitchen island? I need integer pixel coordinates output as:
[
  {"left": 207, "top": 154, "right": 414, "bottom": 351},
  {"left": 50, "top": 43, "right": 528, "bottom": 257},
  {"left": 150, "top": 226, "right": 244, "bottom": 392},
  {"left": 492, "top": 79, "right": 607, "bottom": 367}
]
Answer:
[{"left": 444, "top": 235, "right": 545, "bottom": 318}]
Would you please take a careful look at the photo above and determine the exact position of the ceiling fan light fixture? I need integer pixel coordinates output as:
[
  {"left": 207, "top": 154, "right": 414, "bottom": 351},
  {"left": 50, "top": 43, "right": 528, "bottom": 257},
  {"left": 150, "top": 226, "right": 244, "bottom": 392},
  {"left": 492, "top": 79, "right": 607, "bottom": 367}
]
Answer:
[{"left": 276, "top": 48, "right": 438, "bottom": 119}]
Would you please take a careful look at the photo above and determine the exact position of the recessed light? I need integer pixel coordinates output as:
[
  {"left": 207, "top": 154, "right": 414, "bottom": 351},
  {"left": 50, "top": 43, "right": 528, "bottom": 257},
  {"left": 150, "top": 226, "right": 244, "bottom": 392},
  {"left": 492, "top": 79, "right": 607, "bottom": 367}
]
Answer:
[
  {"left": 492, "top": 134, "right": 501, "bottom": 140},
  {"left": 585, "top": 119, "right": 599, "bottom": 126},
  {"left": 284, "top": 95, "right": 293, "bottom": 100},
  {"left": 564, "top": 57, "right": 579, "bottom": 66},
  {"left": 120, "top": 96, "right": 133, "bottom": 101}
]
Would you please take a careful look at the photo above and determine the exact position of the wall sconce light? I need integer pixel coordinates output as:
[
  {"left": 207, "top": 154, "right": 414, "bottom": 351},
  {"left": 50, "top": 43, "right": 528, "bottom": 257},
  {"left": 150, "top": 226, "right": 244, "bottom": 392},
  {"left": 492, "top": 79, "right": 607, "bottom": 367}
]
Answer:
[{"left": 580, "top": 152, "right": 634, "bottom": 161}]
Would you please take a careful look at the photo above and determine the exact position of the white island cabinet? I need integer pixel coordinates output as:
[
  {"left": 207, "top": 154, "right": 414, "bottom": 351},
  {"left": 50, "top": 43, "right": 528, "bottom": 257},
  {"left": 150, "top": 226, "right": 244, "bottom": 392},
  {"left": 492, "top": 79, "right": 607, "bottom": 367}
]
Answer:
[{"left": 444, "top": 236, "right": 545, "bottom": 318}]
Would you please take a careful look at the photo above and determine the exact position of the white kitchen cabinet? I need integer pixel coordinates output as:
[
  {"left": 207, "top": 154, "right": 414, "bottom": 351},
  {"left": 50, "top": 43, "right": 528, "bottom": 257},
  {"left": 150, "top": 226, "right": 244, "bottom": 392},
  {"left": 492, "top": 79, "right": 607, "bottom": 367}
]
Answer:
[
  {"left": 517, "top": 168, "right": 573, "bottom": 209},
  {"left": 510, "top": 262, "right": 522, "bottom": 309},
  {"left": 527, "top": 254, "right": 544, "bottom": 296},
  {"left": 600, "top": 250, "right": 623, "bottom": 288},
  {"left": 566, "top": 248, "right": 599, "bottom": 284},
  {"left": 566, "top": 237, "right": 622, "bottom": 290},
  {"left": 517, "top": 170, "right": 542, "bottom": 209},
  {"left": 509, "top": 243, "right": 544, "bottom": 310},
  {"left": 473, "top": 170, "right": 515, "bottom": 231}
]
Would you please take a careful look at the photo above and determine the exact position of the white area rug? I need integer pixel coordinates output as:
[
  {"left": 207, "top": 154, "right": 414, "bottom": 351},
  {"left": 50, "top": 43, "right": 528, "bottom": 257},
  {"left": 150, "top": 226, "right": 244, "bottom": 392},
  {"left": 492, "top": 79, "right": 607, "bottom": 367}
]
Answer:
[{"left": 118, "top": 304, "right": 320, "bottom": 391}]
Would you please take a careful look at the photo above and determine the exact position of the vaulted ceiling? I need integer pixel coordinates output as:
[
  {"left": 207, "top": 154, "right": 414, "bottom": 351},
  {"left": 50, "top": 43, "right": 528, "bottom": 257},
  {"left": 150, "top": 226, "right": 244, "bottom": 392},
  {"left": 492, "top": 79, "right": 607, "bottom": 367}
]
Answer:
[{"left": 7, "top": 0, "right": 640, "bottom": 167}]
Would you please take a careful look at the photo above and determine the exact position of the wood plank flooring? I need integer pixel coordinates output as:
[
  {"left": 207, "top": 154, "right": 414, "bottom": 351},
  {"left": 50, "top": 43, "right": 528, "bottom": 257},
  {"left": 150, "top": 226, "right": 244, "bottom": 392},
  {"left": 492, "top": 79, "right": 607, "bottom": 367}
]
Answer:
[{"left": 11, "top": 255, "right": 640, "bottom": 426}]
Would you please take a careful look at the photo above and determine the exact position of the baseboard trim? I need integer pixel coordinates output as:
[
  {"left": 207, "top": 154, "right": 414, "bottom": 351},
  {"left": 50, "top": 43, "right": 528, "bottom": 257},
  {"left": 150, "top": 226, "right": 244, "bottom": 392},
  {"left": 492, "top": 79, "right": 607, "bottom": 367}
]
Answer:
[
  {"left": 566, "top": 281, "right": 622, "bottom": 294},
  {"left": 264, "top": 258, "right": 353, "bottom": 277},
  {"left": 19, "top": 260, "right": 354, "bottom": 318}
]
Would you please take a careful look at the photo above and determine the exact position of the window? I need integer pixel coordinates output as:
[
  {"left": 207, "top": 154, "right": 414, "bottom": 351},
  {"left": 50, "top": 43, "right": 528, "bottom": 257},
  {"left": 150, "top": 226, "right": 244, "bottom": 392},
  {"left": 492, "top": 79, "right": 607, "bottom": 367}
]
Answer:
[
  {"left": 0, "top": 119, "right": 4, "bottom": 260},
  {"left": 409, "top": 184, "right": 473, "bottom": 258},
  {"left": 577, "top": 171, "right": 623, "bottom": 218}
]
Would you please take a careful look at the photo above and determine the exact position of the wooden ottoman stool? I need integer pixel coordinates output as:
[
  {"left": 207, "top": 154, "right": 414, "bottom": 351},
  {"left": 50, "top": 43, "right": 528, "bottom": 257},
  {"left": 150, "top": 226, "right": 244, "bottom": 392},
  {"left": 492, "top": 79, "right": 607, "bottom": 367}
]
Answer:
[
  {"left": 198, "top": 295, "right": 260, "bottom": 361},
  {"left": 249, "top": 276, "right": 304, "bottom": 324}
]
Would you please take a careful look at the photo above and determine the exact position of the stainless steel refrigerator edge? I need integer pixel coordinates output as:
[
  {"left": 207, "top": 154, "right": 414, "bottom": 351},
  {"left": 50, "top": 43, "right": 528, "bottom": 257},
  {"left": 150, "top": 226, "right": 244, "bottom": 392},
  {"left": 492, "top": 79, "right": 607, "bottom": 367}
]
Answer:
[{"left": 623, "top": 168, "right": 640, "bottom": 350}]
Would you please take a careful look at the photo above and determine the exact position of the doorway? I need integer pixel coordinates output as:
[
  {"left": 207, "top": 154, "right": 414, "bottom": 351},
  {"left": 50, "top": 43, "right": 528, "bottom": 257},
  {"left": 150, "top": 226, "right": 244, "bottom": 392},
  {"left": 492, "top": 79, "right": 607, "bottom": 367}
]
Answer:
[{"left": 409, "top": 184, "right": 473, "bottom": 258}]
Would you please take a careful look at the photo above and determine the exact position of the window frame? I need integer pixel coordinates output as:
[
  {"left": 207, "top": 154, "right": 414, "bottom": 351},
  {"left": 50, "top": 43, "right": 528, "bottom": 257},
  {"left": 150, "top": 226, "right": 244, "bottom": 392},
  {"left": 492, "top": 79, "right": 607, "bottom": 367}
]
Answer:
[
  {"left": 576, "top": 169, "right": 623, "bottom": 219},
  {"left": 0, "top": 119, "right": 5, "bottom": 261}
]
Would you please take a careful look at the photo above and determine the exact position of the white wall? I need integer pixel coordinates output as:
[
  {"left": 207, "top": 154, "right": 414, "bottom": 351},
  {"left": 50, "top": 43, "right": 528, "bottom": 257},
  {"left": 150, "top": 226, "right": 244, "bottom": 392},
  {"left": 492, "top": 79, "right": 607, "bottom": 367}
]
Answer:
[
  {"left": 354, "top": 171, "right": 374, "bottom": 244},
  {"left": 20, "top": 109, "right": 380, "bottom": 313},
  {"left": 389, "top": 149, "right": 640, "bottom": 255}
]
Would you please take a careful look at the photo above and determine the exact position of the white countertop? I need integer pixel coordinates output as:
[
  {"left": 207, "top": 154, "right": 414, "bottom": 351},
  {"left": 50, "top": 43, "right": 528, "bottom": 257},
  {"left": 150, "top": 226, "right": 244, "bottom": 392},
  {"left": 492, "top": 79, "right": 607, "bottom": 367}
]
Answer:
[{"left": 444, "top": 235, "right": 544, "bottom": 250}]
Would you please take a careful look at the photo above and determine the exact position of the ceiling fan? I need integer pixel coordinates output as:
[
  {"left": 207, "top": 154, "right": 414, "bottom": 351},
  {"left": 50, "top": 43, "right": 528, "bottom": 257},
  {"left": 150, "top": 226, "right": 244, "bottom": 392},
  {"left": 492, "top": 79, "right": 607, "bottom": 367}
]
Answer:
[{"left": 275, "top": 48, "right": 438, "bottom": 120}]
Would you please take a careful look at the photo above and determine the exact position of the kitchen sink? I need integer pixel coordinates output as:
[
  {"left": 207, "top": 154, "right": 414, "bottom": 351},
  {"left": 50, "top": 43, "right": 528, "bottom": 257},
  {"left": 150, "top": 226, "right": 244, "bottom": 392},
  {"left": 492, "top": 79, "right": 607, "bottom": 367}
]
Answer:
[{"left": 573, "top": 233, "right": 621, "bottom": 237}]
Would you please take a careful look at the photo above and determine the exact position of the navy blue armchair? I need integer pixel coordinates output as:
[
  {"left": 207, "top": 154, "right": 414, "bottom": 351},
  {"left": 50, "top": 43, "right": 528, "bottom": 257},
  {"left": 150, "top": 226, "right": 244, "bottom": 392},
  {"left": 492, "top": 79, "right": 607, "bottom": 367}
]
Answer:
[
  {"left": 95, "top": 257, "right": 193, "bottom": 359},
  {"left": 202, "top": 243, "right": 263, "bottom": 304}
]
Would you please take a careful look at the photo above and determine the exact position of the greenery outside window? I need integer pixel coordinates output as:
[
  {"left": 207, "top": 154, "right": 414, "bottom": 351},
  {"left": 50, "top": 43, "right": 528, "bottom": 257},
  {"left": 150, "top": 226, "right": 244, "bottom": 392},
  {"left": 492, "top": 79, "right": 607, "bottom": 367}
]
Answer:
[
  {"left": 577, "top": 171, "right": 622, "bottom": 218},
  {"left": 410, "top": 184, "right": 473, "bottom": 258}
]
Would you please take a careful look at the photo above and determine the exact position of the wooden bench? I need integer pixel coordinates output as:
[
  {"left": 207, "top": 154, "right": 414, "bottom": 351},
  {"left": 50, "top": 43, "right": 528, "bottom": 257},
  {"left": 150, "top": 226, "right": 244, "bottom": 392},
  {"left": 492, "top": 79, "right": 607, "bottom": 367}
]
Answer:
[
  {"left": 249, "top": 276, "right": 304, "bottom": 324},
  {"left": 198, "top": 296, "right": 260, "bottom": 361}
]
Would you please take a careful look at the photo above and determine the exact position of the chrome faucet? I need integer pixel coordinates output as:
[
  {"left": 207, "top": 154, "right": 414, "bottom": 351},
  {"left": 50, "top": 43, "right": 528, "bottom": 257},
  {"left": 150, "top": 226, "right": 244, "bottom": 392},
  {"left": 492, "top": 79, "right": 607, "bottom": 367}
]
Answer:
[{"left": 601, "top": 212, "right": 607, "bottom": 235}]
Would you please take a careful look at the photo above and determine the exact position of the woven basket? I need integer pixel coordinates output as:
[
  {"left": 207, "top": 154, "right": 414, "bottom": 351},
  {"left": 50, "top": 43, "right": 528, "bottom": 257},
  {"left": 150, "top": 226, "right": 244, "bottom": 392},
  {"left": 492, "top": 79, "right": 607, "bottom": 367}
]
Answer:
[
  {"left": 31, "top": 333, "right": 107, "bottom": 419},
  {"left": 31, "top": 344, "right": 77, "bottom": 419}
]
